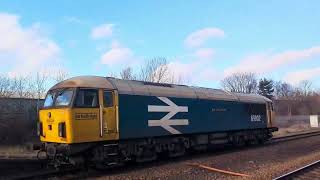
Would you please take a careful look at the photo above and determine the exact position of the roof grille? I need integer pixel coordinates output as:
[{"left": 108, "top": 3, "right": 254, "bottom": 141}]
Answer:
[{"left": 143, "top": 81, "right": 172, "bottom": 88}]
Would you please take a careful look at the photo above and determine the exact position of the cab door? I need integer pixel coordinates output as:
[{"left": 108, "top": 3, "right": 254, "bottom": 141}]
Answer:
[
  {"left": 72, "top": 88, "right": 100, "bottom": 142},
  {"left": 100, "top": 90, "right": 118, "bottom": 140},
  {"left": 266, "top": 102, "right": 273, "bottom": 127}
]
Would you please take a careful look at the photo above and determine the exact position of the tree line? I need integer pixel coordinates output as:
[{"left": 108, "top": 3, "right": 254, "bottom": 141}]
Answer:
[
  {"left": 0, "top": 58, "right": 184, "bottom": 99},
  {"left": 0, "top": 70, "right": 68, "bottom": 99},
  {"left": 0, "top": 57, "right": 317, "bottom": 103},
  {"left": 110, "top": 57, "right": 187, "bottom": 84},
  {"left": 221, "top": 72, "right": 317, "bottom": 100},
  {"left": 114, "top": 58, "right": 317, "bottom": 102}
]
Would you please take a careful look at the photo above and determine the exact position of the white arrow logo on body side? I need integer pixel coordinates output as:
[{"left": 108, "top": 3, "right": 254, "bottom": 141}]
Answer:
[{"left": 148, "top": 97, "right": 189, "bottom": 134}]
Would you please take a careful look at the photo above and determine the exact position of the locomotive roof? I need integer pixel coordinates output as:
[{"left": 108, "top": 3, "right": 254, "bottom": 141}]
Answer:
[{"left": 50, "top": 76, "right": 271, "bottom": 103}]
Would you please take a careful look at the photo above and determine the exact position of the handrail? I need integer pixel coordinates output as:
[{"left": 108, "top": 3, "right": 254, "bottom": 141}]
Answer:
[{"left": 99, "top": 104, "right": 104, "bottom": 137}]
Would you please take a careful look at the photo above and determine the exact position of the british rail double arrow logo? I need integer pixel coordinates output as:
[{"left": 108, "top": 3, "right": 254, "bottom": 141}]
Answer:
[{"left": 148, "top": 97, "right": 189, "bottom": 134}]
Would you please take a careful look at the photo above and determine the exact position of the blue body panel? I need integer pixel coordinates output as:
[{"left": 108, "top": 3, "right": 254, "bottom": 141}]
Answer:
[{"left": 118, "top": 94, "right": 267, "bottom": 140}]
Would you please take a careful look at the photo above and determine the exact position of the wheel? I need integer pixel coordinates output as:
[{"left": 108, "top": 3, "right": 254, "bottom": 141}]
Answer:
[{"left": 232, "top": 136, "right": 245, "bottom": 147}]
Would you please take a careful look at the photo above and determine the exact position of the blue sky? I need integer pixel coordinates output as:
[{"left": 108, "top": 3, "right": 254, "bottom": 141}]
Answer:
[{"left": 0, "top": 1, "right": 320, "bottom": 88}]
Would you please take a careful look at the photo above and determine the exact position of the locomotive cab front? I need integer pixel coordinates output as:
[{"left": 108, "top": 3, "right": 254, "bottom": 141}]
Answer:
[{"left": 38, "top": 86, "right": 119, "bottom": 145}]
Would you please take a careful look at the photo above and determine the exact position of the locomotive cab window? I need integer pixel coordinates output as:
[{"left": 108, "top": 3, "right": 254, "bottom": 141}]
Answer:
[
  {"left": 42, "top": 89, "right": 74, "bottom": 108},
  {"left": 55, "top": 90, "right": 74, "bottom": 106},
  {"left": 43, "top": 92, "right": 55, "bottom": 107},
  {"left": 104, "top": 91, "right": 113, "bottom": 107},
  {"left": 75, "top": 89, "right": 99, "bottom": 108}
]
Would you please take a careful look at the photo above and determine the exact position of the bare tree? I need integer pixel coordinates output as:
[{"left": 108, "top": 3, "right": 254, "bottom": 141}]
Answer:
[
  {"left": 114, "top": 57, "right": 186, "bottom": 84},
  {"left": 0, "top": 75, "right": 14, "bottom": 97},
  {"left": 33, "top": 72, "right": 49, "bottom": 99},
  {"left": 298, "top": 80, "right": 313, "bottom": 97},
  {"left": 120, "top": 67, "right": 136, "bottom": 80},
  {"left": 274, "top": 81, "right": 294, "bottom": 98},
  {"left": 53, "top": 69, "right": 69, "bottom": 83},
  {"left": 139, "top": 57, "right": 171, "bottom": 83},
  {"left": 107, "top": 71, "right": 118, "bottom": 78},
  {"left": 167, "top": 72, "right": 190, "bottom": 85},
  {"left": 221, "top": 72, "right": 257, "bottom": 93},
  {"left": 13, "top": 75, "right": 34, "bottom": 98}
]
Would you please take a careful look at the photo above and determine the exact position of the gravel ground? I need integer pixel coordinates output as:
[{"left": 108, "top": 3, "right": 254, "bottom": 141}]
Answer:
[
  {"left": 66, "top": 135, "right": 320, "bottom": 180},
  {"left": 2, "top": 129, "right": 320, "bottom": 180}
]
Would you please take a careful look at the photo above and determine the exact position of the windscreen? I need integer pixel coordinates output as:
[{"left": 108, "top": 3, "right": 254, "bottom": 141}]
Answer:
[
  {"left": 43, "top": 92, "right": 56, "bottom": 108},
  {"left": 55, "top": 90, "right": 74, "bottom": 106},
  {"left": 43, "top": 89, "right": 74, "bottom": 108}
]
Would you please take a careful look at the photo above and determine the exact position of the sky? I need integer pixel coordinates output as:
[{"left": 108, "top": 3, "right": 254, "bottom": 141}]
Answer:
[{"left": 0, "top": 0, "right": 320, "bottom": 88}]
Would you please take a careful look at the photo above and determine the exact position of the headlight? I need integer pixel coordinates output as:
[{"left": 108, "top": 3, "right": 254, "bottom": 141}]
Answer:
[{"left": 58, "top": 122, "right": 66, "bottom": 138}]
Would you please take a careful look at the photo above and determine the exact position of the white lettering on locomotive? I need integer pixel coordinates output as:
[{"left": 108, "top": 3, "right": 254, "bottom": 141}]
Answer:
[
  {"left": 148, "top": 97, "right": 189, "bottom": 134},
  {"left": 251, "top": 115, "right": 261, "bottom": 122}
]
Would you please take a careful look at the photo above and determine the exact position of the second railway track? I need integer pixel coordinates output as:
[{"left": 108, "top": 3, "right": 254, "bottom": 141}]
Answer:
[
  {"left": 274, "top": 160, "right": 320, "bottom": 180},
  {"left": 271, "top": 130, "right": 320, "bottom": 143}
]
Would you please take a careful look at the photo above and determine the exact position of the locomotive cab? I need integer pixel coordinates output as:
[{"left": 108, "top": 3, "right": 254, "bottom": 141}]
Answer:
[{"left": 38, "top": 82, "right": 119, "bottom": 145}]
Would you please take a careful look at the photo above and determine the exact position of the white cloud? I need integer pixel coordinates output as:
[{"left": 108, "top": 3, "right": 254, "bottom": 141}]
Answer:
[
  {"left": 64, "top": 16, "right": 83, "bottom": 24},
  {"left": 100, "top": 41, "right": 134, "bottom": 65},
  {"left": 168, "top": 55, "right": 221, "bottom": 85},
  {"left": 194, "top": 48, "right": 215, "bottom": 59},
  {"left": 283, "top": 67, "right": 320, "bottom": 85},
  {"left": 168, "top": 61, "right": 221, "bottom": 86},
  {"left": 224, "top": 46, "right": 320, "bottom": 76},
  {"left": 0, "top": 13, "right": 61, "bottom": 74},
  {"left": 110, "top": 40, "right": 121, "bottom": 48},
  {"left": 184, "top": 27, "right": 225, "bottom": 48},
  {"left": 91, "top": 23, "right": 114, "bottom": 39}
]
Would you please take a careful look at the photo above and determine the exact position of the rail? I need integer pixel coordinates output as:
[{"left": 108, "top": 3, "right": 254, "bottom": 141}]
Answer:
[
  {"left": 271, "top": 130, "right": 320, "bottom": 142},
  {"left": 273, "top": 160, "right": 320, "bottom": 180}
]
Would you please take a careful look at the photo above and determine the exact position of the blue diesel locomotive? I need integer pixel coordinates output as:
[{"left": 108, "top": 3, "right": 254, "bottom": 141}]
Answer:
[{"left": 38, "top": 76, "right": 277, "bottom": 167}]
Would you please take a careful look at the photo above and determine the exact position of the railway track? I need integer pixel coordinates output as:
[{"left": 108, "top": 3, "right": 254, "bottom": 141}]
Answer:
[
  {"left": 2, "top": 130, "right": 320, "bottom": 180},
  {"left": 270, "top": 130, "right": 320, "bottom": 143},
  {"left": 273, "top": 160, "right": 320, "bottom": 180}
]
